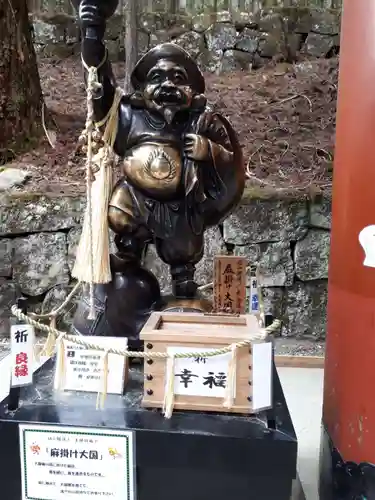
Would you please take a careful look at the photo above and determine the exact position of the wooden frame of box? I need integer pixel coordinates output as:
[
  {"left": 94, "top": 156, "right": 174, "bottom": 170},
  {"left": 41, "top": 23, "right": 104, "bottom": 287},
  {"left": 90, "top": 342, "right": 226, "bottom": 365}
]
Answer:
[{"left": 140, "top": 312, "right": 273, "bottom": 414}]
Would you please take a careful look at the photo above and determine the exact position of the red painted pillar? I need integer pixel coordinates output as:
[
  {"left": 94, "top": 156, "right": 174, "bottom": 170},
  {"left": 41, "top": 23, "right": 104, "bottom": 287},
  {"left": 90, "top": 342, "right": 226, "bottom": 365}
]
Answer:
[{"left": 321, "top": 0, "right": 375, "bottom": 494}]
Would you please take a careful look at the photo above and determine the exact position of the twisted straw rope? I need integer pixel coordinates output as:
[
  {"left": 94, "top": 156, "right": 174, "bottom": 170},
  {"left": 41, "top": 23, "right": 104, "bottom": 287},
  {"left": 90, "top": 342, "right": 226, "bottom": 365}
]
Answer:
[
  {"left": 28, "top": 281, "right": 82, "bottom": 321},
  {"left": 84, "top": 67, "right": 100, "bottom": 318},
  {"left": 11, "top": 305, "right": 280, "bottom": 360}
]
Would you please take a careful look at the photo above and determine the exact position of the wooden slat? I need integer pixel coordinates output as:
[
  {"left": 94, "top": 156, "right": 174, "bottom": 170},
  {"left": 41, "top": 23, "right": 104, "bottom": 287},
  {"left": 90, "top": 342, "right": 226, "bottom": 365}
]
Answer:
[
  {"left": 140, "top": 312, "right": 262, "bottom": 343},
  {"left": 143, "top": 340, "right": 253, "bottom": 413}
]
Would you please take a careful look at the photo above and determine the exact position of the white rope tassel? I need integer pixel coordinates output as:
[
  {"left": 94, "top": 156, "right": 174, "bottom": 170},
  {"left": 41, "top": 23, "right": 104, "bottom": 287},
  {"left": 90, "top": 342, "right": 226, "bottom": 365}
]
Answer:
[
  {"left": 72, "top": 87, "right": 124, "bottom": 286},
  {"left": 40, "top": 316, "right": 57, "bottom": 358},
  {"left": 96, "top": 349, "right": 110, "bottom": 410},
  {"left": 72, "top": 82, "right": 124, "bottom": 320},
  {"left": 72, "top": 148, "right": 113, "bottom": 284},
  {"left": 163, "top": 354, "right": 176, "bottom": 419},
  {"left": 223, "top": 344, "right": 237, "bottom": 409},
  {"left": 55, "top": 334, "right": 67, "bottom": 392},
  {"left": 72, "top": 66, "right": 99, "bottom": 319}
]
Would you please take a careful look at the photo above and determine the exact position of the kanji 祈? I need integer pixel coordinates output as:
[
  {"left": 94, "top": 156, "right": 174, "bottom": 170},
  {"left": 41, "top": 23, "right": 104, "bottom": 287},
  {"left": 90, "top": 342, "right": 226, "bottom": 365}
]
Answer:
[
  {"left": 194, "top": 356, "right": 207, "bottom": 364},
  {"left": 14, "top": 329, "right": 28, "bottom": 343}
]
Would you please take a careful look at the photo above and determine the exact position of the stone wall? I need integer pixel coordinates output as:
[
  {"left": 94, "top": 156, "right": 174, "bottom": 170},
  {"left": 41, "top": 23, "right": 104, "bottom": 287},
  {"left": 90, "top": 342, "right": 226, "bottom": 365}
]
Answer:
[
  {"left": 0, "top": 192, "right": 331, "bottom": 340},
  {"left": 31, "top": 7, "right": 341, "bottom": 70}
]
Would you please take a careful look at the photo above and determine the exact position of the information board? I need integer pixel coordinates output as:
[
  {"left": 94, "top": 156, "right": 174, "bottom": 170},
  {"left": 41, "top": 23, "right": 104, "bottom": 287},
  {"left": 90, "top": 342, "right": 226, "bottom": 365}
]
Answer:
[{"left": 19, "top": 424, "right": 135, "bottom": 500}]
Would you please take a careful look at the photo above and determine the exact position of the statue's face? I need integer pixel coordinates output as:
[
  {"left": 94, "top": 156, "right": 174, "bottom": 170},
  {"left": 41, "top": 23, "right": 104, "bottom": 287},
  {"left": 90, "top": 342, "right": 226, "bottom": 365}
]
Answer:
[{"left": 142, "top": 59, "right": 195, "bottom": 123}]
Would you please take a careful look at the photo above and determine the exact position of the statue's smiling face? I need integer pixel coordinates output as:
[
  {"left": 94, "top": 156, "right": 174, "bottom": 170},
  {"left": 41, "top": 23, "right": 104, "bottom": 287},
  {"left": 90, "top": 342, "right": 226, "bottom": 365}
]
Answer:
[{"left": 143, "top": 59, "right": 194, "bottom": 122}]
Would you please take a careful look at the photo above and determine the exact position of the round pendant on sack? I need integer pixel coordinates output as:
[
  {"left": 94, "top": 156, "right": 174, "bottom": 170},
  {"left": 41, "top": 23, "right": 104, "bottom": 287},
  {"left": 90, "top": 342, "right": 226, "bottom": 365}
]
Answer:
[
  {"left": 149, "top": 156, "right": 172, "bottom": 180},
  {"left": 145, "top": 149, "right": 176, "bottom": 181}
]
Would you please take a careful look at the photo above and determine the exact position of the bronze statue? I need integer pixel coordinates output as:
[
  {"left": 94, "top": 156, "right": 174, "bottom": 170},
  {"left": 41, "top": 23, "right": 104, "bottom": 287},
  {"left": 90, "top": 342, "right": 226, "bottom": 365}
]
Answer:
[{"left": 71, "top": 0, "right": 245, "bottom": 348}]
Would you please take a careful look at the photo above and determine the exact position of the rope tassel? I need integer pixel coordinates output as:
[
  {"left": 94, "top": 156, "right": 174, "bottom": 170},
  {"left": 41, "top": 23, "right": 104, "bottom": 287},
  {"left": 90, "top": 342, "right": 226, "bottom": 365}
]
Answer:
[
  {"left": 223, "top": 344, "right": 237, "bottom": 409},
  {"left": 72, "top": 148, "right": 113, "bottom": 286},
  {"left": 55, "top": 334, "right": 67, "bottom": 391},
  {"left": 163, "top": 354, "right": 176, "bottom": 419},
  {"left": 96, "top": 350, "right": 110, "bottom": 410},
  {"left": 40, "top": 316, "right": 58, "bottom": 358},
  {"left": 72, "top": 71, "right": 124, "bottom": 320}
]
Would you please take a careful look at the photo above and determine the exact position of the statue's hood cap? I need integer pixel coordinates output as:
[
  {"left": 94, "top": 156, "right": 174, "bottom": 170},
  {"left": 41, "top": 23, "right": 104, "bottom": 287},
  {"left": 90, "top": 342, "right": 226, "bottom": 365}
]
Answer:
[{"left": 131, "top": 43, "right": 205, "bottom": 94}]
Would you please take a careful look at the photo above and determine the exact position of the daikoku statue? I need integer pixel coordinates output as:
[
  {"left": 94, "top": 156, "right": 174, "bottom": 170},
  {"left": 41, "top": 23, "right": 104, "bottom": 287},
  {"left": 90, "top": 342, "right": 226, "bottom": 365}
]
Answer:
[{"left": 71, "top": 0, "right": 245, "bottom": 348}]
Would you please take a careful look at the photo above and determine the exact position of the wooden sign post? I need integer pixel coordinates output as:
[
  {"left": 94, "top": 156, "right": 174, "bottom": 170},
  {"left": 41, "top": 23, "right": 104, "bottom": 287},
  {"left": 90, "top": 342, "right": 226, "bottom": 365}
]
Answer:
[{"left": 213, "top": 256, "right": 247, "bottom": 314}]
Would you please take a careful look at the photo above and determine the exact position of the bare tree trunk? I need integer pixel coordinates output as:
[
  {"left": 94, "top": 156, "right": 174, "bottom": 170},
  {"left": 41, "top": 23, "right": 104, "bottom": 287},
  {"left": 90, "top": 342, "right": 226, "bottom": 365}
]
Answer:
[
  {"left": 168, "top": 0, "right": 179, "bottom": 13},
  {"left": 123, "top": 0, "right": 138, "bottom": 94},
  {"left": 0, "top": 0, "right": 43, "bottom": 158}
]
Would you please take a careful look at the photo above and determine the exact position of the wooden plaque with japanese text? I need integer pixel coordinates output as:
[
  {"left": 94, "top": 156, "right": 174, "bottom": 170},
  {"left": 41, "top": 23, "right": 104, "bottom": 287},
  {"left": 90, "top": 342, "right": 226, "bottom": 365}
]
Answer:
[
  {"left": 140, "top": 311, "right": 273, "bottom": 415},
  {"left": 213, "top": 256, "right": 247, "bottom": 314}
]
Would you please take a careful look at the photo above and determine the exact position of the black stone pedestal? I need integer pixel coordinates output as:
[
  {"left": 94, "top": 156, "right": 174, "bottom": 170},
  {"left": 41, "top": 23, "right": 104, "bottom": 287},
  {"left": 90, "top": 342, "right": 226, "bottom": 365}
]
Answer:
[
  {"left": 0, "top": 360, "right": 299, "bottom": 500},
  {"left": 319, "top": 425, "right": 375, "bottom": 499}
]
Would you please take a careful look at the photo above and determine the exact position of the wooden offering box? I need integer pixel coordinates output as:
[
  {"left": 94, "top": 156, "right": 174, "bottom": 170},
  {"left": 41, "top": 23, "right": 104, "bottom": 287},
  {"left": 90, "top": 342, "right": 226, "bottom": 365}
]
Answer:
[{"left": 141, "top": 312, "right": 273, "bottom": 414}]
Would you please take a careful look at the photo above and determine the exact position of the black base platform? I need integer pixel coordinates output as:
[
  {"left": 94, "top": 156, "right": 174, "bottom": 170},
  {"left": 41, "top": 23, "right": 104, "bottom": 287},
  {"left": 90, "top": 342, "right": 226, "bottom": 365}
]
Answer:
[
  {"left": 0, "top": 359, "right": 299, "bottom": 500},
  {"left": 319, "top": 425, "right": 375, "bottom": 499}
]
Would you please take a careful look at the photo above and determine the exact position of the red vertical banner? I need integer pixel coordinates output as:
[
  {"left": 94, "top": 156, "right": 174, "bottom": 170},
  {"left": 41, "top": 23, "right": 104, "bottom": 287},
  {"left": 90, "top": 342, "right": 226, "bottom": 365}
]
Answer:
[{"left": 324, "top": 0, "right": 375, "bottom": 463}]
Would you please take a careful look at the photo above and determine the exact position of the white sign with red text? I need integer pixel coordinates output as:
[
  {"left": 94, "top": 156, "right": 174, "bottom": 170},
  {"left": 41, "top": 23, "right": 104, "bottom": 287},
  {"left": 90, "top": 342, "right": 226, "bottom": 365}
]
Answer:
[{"left": 10, "top": 324, "right": 35, "bottom": 387}]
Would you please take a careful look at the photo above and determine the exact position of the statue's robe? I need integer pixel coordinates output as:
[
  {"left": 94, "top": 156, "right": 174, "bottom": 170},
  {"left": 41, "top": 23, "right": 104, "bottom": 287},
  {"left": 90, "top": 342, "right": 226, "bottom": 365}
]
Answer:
[{"left": 84, "top": 47, "right": 244, "bottom": 265}]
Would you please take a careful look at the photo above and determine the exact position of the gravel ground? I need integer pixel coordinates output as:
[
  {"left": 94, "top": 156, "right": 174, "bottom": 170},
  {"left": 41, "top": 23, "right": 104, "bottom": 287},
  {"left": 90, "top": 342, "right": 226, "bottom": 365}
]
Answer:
[{"left": 274, "top": 338, "right": 325, "bottom": 357}]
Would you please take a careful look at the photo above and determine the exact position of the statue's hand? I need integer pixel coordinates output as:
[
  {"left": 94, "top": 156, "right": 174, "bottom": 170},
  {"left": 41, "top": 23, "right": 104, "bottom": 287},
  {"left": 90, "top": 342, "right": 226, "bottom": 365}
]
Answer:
[
  {"left": 184, "top": 134, "right": 210, "bottom": 161},
  {"left": 196, "top": 111, "right": 214, "bottom": 135},
  {"left": 75, "top": 0, "right": 118, "bottom": 37},
  {"left": 78, "top": 1, "right": 104, "bottom": 31}
]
